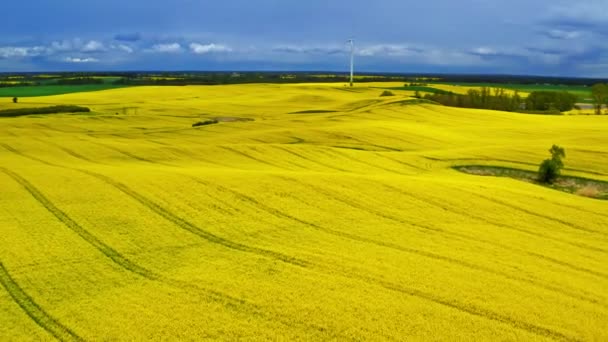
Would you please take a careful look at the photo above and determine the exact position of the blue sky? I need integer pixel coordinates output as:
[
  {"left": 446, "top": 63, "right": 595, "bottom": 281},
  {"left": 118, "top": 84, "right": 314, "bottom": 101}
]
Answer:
[{"left": 1, "top": 0, "right": 607, "bottom": 77}]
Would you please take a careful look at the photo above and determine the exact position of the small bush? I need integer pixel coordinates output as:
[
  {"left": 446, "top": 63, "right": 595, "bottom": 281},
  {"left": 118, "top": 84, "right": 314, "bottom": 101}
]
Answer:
[
  {"left": 0, "top": 105, "right": 90, "bottom": 117},
  {"left": 538, "top": 159, "right": 560, "bottom": 183},
  {"left": 192, "top": 119, "right": 218, "bottom": 127},
  {"left": 538, "top": 145, "right": 566, "bottom": 184},
  {"left": 380, "top": 90, "right": 395, "bottom": 97}
]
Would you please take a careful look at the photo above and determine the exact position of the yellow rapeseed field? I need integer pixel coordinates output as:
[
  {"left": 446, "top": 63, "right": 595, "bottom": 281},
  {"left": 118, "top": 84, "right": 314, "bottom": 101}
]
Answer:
[{"left": 0, "top": 83, "right": 606, "bottom": 341}]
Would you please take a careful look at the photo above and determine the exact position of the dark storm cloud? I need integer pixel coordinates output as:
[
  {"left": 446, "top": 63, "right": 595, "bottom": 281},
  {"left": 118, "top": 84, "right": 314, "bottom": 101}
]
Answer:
[{"left": 0, "top": 0, "right": 606, "bottom": 76}]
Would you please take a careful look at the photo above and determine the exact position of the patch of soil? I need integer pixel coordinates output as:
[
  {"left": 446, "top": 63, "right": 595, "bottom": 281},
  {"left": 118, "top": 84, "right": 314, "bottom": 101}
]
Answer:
[{"left": 454, "top": 165, "right": 608, "bottom": 200}]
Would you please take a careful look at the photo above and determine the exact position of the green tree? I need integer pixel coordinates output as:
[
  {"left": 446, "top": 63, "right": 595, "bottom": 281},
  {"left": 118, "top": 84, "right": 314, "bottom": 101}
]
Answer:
[
  {"left": 525, "top": 91, "right": 576, "bottom": 112},
  {"left": 538, "top": 145, "right": 566, "bottom": 184},
  {"left": 511, "top": 90, "right": 522, "bottom": 111},
  {"left": 591, "top": 83, "right": 608, "bottom": 115}
]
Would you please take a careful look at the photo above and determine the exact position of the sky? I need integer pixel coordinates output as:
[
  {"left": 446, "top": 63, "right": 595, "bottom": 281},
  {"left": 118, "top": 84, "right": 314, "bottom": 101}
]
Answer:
[{"left": 1, "top": 0, "right": 607, "bottom": 77}]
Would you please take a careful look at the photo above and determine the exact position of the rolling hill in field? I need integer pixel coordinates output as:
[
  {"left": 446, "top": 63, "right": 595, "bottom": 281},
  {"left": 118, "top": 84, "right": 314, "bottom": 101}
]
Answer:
[{"left": 0, "top": 83, "right": 607, "bottom": 341}]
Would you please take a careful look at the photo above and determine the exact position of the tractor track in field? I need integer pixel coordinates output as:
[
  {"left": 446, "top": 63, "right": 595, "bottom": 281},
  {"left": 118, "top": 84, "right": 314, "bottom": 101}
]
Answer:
[
  {"left": 86, "top": 140, "right": 174, "bottom": 167},
  {"left": 202, "top": 177, "right": 608, "bottom": 309},
  {"left": 553, "top": 203, "right": 608, "bottom": 220},
  {"left": 0, "top": 166, "right": 163, "bottom": 282},
  {"left": 4, "top": 140, "right": 606, "bottom": 282},
  {"left": 274, "top": 175, "right": 446, "bottom": 235},
  {"left": 339, "top": 181, "right": 608, "bottom": 302},
  {"left": 311, "top": 146, "right": 376, "bottom": 171},
  {"left": 143, "top": 144, "right": 221, "bottom": 166},
  {"left": 249, "top": 145, "right": 311, "bottom": 170},
  {"left": 0, "top": 143, "right": 59, "bottom": 168},
  {"left": 271, "top": 145, "right": 350, "bottom": 172},
  {"left": 0, "top": 147, "right": 288, "bottom": 301},
  {"left": 454, "top": 186, "right": 608, "bottom": 238},
  {"left": 249, "top": 137, "right": 269, "bottom": 144},
  {"left": 31, "top": 138, "right": 98, "bottom": 164},
  {"left": 0, "top": 162, "right": 337, "bottom": 336},
  {"left": 80, "top": 171, "right": 309, "bottom": 268},
  {"left": 143, "top": 138, "right": 173, "bottom": 146},
  {"left": 376, "top": 184, "right": 608, "bottom": 281},
  {"left": 0, "top": 143, "right": 593, "bottom": 340},
  {"left": 149, "top": 143, "right": 238, "bottom": 169},
  {"left": 324, "top": 148, "right": 409, "bottom": 175},
  {"left": 191, "top": 178, "right": 580, "bottom": 341},
  {"left": 0, "top": 262, "right": 83, "bottom": 342},
  {"left": 349, "top": 272, "right": 577, "bottom": 342},
  {"left": 217, "top": 145, "right": 291, "bottom": 170},
  {"left": 372, "top": 152, "right": 427, "bottom": 171},
  {"left": 381, "top": 182, "right": 608, "bottom": 278},
  {"left": 382, "top": 182, "right": 608, "bottom": 255},
  {"left": 311, "top": 129, "right": 404, "bottom": 153},
  {"left": 527, "top": 251, "right": 608, "bottom": 280},
  {"left": 0, "top": 143, "right": 308, "bottom": 268}
]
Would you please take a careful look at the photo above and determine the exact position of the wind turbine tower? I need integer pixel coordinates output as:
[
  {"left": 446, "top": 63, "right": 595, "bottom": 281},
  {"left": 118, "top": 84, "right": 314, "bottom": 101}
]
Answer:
[{"left": 348, "top": 39, "right": 354, "bottom": 87}]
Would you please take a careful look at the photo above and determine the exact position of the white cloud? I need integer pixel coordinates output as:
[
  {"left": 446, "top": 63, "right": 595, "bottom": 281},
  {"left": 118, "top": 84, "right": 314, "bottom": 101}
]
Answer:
[
  {"left": 189, "top": 43, "right": 232, "bottom": 54},
  {"left": 50, "top": 40, "right": 76, "bottom": 52},
  {"left": 111, "top": 44, "right": 134, "bottom": 54},
  {"left": 544, "top": 29, "right": 582, "bottom": 40},
  {"left": 357, "top": 44, "right": 423, "bottom": 57},
  {"left": 272, "top": 45, "right": 344, "bottom": 55},
  {"left": 0, "top": 46, "right": 46, "bottom": 58},
  {"left": 149, "top": 43, "right": 182, "bottom": 53},
  {"left": 548, "top": 2, "right": 608, "bottom": 24},
  {"left": 64, "top": 57, "right": 99, "bottom": 63},
  {"left": 471, "top": 47, "right": 497, "bottom": 56},
  {"left": 81, "top": 40, "right": 106, "bottom": 53}
]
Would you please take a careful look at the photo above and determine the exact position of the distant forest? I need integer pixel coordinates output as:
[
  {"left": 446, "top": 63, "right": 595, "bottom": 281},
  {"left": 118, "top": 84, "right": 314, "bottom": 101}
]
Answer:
[
  {"left": 0, "top": 72, "right": 607, "bottom": 87},
  {"left": 422, "top": 88, "right": 578, "bottom": 113}
]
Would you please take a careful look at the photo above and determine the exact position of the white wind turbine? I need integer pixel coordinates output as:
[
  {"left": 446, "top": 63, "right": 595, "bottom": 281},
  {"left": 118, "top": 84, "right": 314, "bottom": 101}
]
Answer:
[{"left": 347, "top": 39, "right": 354, "bottom": 87}]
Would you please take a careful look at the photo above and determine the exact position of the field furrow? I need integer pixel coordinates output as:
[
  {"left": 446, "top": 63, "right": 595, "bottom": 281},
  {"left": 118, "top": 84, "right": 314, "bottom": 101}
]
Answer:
[
  {"left": 1, "top": 84, "right": 606, "bottom": 340},
  {"left": 0, "top": 262, "right": 82, "bottom": 342}
]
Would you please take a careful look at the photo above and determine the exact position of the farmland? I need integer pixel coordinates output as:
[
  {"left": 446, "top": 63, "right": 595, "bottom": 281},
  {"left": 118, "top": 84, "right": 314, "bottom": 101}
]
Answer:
[
  {"left": 0, "top": 84, "right": 129, "bottom": 98},
  {"left": 0, "top": 83, "right": 607, "bottom": 340}
]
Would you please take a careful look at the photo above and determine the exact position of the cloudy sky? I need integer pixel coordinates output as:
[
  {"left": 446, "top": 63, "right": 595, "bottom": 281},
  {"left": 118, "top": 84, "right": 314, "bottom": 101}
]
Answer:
[{"left": 1, "top": 0, "right": 607, "bottom": 76}]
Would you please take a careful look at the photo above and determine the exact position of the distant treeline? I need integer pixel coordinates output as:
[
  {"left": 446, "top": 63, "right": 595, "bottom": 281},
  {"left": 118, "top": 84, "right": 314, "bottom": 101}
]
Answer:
[
  {"left": 416, "top": 74, "right": 608, "bottom": 86},
  {"left": 0, "top": 76, "right": 105, "bottom": 88},
  {"left": 0, "top": 105, "right": 91, "bottom": 117},
  {"left": 113, "top": 73, "right": 401, "bottom": 86},
  {"left": 423, "top": 88, "right": 577, "bottom": 113},
  {"left": 1, "top": 72, "right": 607, "bottom": 87},
  {"left": 56, "top": 77, "right": 105, "bottom": 85},
  {"left": 0, "top": 82, "right": 37, "bottom": 88}
]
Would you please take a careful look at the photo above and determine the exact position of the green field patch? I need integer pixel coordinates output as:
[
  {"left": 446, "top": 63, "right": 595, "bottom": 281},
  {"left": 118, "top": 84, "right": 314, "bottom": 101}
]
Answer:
[
  {"left": 0, "top": 84, "right": 130, "bottom": 97},
  {"left": 454, "top": 165, "right": 608, "bottom": 200},
  {"left": 436, "top": 82, "right": 593, "bottom": 102},
  {"left": 0, "top": 105, "right": 91, "bottom": 118}
]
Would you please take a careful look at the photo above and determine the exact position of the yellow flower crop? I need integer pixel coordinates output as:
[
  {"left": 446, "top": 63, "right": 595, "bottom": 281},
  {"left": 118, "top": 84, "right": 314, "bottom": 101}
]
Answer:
[{"left": 0, "top": 83, "right": 606, "bottom": 340}]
